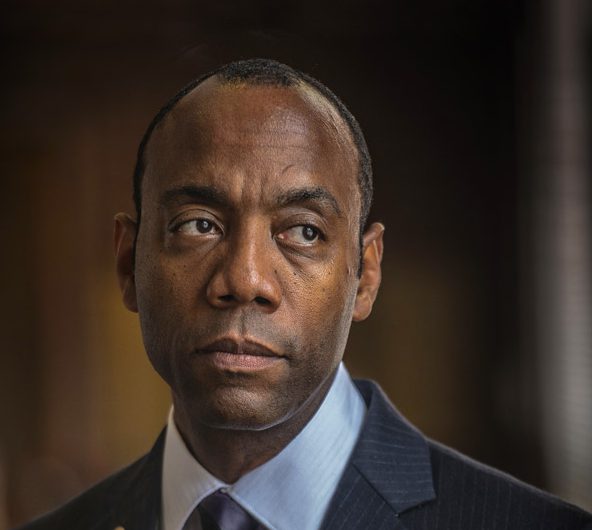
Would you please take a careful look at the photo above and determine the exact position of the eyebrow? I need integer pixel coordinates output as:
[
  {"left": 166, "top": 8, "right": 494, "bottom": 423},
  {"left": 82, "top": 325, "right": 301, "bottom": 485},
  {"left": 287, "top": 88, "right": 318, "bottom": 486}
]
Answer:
[
  {"left": 276, "top": 186, "right": 342, "bottom": 216},
  {"left": 160, "top": 184, "right": 342, "bottom": 216},
  {"left": 161, "top": 185, "right": 228, "bottom": 208}
]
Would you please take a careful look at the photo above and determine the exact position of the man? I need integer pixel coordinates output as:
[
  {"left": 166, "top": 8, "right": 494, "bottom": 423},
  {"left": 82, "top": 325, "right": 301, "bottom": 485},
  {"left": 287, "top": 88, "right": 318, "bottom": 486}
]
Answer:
[{"left": 18, "top": 59, "right": 591, "bottom": 530}]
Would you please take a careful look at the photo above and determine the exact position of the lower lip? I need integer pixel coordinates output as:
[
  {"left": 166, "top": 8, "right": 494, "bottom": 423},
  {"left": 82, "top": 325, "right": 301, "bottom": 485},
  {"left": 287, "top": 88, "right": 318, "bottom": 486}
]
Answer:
[{"left": 198, "top": 351, "right": 282, "bottom": 371}]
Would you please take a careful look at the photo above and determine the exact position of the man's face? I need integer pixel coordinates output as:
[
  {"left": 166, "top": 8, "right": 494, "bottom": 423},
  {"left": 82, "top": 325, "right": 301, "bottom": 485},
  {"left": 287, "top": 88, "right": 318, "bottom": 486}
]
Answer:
[{"left": 116, "top": 78, "right": 382, "bottom": 432}]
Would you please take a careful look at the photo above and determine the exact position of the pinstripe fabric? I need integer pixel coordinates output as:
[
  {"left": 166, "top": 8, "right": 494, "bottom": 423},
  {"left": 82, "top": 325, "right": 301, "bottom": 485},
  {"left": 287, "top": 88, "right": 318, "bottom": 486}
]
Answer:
[
  {"left": 398, "top": 441, "right": 592, "bottom": 530},
  {"left": 16, "top": 381, "right": 592, "bottom": 530},
  {"left": 321, "top": 380, "right": 592, "bottom": 530}
]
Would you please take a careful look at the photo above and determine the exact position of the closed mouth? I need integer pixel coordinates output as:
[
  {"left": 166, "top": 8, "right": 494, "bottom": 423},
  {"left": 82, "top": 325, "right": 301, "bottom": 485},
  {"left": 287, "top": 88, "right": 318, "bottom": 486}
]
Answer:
[
  {"left": 195, "top": 337, "right": 283, "bottom": 371},
  {"left": 197, "top": 337, "right": 280, "bottom": 358}
]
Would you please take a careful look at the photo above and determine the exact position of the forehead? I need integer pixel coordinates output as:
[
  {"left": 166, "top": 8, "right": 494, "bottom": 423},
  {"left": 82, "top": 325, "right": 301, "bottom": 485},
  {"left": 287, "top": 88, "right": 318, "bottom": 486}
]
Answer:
[{"left": 143, "top": 77, "right": 359, "bottom": 208}]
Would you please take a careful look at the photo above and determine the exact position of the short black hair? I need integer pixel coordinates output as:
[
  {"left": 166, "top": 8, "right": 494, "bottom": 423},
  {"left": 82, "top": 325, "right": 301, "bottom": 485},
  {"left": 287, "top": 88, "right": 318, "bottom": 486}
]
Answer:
[{"left": 132, "top": 59, "right": 373, "bottom": 258}]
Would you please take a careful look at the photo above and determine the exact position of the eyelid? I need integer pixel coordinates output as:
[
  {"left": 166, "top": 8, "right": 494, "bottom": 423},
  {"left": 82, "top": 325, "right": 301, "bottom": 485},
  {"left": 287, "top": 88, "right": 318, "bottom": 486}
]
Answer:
[
  {"left": 167, "top": 208, "right": 223, "bottom": 232},
  {"left": 176, "top": 219, "right": 222, "bottom": 236},
  {"left": 276, "top": 223, "right": 326, "bottom": 246}
]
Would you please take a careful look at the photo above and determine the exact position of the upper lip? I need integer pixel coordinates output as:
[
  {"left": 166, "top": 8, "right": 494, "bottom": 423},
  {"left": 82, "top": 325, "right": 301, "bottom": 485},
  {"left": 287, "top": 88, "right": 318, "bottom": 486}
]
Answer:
[{"left": 197, "top": 338, "right": 280, "bottom": 357}]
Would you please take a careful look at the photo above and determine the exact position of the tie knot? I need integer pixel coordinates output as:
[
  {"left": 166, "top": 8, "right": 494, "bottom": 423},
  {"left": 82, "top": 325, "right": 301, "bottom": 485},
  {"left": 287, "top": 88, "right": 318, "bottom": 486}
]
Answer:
[{"left": 185, "top": 490, "right": 265, "bottom": 530}]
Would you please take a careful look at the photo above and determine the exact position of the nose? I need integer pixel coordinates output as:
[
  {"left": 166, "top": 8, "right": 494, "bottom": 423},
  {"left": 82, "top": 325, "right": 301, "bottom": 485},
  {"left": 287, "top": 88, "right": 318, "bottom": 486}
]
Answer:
[{"left": 206, "top": 224, "right": 282, "bottom": 312}]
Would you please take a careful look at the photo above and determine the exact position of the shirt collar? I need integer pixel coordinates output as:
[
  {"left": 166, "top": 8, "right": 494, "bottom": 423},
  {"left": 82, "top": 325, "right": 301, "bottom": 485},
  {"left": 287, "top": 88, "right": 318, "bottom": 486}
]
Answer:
[{"left": 161, "top": 363, "right": 366, "bottom": 530}]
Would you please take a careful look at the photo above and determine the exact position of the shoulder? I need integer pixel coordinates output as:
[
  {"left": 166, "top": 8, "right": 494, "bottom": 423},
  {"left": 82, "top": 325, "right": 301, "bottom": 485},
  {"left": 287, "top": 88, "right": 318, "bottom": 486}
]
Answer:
[
  {"left": 14, "top": 455, "right": 149, "bottom": 530},
  {"left": 417, "top": 439, "right": 592, "bottom": 528},
  {"left": 353, "top": 378, "right": 591, "bottom": 528}
]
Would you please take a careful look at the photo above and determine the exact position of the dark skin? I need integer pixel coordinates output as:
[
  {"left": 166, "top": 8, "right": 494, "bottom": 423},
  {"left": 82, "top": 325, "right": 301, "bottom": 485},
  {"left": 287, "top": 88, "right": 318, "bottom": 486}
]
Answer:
[{"left": 114, "top": 77, "right": 384, "bottom": 483}]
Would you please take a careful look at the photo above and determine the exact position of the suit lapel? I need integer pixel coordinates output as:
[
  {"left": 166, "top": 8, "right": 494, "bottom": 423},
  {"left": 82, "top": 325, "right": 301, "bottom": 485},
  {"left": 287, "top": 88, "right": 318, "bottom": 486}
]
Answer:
[
  {"left": 101, "top": 430, "right": 165, "bottom": 530},
  {"left": 322, "top": 380, "right": 436, "bottom": 529}
]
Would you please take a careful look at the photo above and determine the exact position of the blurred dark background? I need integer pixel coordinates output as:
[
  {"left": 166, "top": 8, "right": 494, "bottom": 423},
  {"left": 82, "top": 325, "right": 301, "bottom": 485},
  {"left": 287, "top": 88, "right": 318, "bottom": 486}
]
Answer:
[{"left": 1, "top": 0, "right": 591, "bottom": 527}]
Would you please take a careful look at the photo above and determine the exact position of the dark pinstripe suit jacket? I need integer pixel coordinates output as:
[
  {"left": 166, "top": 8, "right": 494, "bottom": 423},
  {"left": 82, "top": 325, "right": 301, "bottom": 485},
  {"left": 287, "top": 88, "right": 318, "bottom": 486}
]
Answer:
[{"left": 18, "top": 380, "right": 592, "bottom": 530}]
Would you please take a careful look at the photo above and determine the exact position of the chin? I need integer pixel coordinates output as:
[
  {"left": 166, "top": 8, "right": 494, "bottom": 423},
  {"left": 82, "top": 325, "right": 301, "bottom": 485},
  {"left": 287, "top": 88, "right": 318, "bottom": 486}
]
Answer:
[
  {"left": 194, "top": 388, "right": 293, "bottom": 432},
  {"left": 199, "top": 408, "right": 289, "bottom": 432}
]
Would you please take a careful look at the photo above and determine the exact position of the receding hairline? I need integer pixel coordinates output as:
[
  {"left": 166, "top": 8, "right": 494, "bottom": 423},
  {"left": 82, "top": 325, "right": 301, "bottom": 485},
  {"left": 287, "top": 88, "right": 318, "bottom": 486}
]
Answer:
[{"left": 143, "top": 74, "right": 360, "bottom": 178}]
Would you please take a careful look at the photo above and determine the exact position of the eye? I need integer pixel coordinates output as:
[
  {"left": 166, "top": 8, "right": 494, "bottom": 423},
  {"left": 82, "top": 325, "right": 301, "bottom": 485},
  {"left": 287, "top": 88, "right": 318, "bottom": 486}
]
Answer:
[
  {"left": 277, "top": 225, "right": 322, "bottom": 245},
  {"left": 176, "top": 218, "right": 221, "bottom": 236}
]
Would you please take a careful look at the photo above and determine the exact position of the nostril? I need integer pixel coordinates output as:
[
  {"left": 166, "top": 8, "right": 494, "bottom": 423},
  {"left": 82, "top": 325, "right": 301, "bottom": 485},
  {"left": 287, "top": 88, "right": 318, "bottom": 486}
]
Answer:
[
  {"left": 215, "top": 294, "right": 271, "bottom": 306},
  {"left": 254, "top": 296, "right": 271, "bottom": 305},
  {"left": 219, "top": 294, "right": 235, "bottom": 303}
]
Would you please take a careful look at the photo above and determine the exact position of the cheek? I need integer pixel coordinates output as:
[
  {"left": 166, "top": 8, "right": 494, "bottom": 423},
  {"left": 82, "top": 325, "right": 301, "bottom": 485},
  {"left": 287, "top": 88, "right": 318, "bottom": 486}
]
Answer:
[
  {"left": 286, "top": 258, "right": 358, "bottom": 347},
  {"left": 136, "top": 247, "right": 200, "bottom": 312},
  {"left": 134, "top": 255, "right": 199, "bottom": 372}
]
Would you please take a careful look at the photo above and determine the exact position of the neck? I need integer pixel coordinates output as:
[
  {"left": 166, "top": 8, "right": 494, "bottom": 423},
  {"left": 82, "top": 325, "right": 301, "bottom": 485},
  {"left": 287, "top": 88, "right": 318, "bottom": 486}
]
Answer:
[{"left": 172, "top": 375, "right": 336, "bottom": 483}]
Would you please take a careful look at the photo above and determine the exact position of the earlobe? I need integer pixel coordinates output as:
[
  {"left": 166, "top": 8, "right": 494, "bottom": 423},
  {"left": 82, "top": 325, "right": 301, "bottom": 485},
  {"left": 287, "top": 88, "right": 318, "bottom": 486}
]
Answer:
[
  {"left": 352, "top": 222, "right": 384, "bottom": 322},
  {"left": 114, "top": 213, "right": 139, "bottom": 313}
]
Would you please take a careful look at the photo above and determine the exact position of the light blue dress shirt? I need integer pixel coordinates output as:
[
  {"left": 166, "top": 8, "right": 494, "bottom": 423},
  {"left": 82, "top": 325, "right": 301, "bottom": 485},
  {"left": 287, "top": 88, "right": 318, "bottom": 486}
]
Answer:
[{"left": 161, "top": 363, "right": 366, "bottom": 530}]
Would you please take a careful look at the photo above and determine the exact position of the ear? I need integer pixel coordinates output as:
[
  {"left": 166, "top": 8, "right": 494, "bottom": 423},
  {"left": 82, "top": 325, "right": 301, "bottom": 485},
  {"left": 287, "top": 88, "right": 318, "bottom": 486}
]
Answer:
[
  {"left": 114, "top": 213, "right": 139, "bottom": 313},
  {"left": 352, "top": 222, "right": 384, "bottom": 322}
]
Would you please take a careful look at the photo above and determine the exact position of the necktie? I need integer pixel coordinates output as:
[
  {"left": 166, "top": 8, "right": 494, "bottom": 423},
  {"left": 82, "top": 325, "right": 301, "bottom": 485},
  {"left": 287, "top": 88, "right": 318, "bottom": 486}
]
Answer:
[{"left": 183, "top": 490, "right": 264, "bottom": 530}]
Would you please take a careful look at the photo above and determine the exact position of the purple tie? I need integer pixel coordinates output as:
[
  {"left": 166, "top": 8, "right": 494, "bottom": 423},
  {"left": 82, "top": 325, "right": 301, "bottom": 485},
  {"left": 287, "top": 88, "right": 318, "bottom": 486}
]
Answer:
[{"left": 183, "top": 490, "right": 265, "bottom": 530}]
